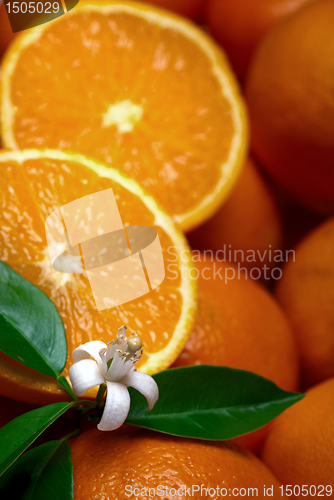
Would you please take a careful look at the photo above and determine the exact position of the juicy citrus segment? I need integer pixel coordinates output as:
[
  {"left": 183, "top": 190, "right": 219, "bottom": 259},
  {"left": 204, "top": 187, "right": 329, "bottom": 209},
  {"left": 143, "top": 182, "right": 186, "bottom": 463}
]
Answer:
[
  {"left": 0, "top": 2, "right": 247, "bottom": 231},
  {"left": 0, "top": 149, "right": 196, "bottom": 404}
]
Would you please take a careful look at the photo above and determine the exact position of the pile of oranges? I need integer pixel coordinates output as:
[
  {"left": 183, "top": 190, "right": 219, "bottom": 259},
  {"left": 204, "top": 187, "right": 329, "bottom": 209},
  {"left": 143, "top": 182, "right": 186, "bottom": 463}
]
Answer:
[{"left": 0, "top": 0, "right": 333, "bottom": 495}]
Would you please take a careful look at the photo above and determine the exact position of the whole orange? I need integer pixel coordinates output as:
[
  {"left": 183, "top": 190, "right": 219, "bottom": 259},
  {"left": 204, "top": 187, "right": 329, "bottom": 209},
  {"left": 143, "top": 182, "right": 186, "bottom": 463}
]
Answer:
[
  {"left": 188, "top": 157, "right": 283, "bottom": 276},
  {"left": 262, "top": 377, "right": 334, "bottom": 490},
  {"left": 245, "top": 0, "right": 334, "bottom": 215},
  {"left": 276, "top": 216, "right": 334, "bottom": 387},
  {"left": 173, "top": 258, "right": 299, "bottom": 392},
  {"left": 204, "top": 0, "right": 314, "bottom": 79},
  {"left": 70, "top": 426, "right": 284, "bottom": 498},
  {"left": 172, "top": 257, "right": 299, "bottom": 452}
]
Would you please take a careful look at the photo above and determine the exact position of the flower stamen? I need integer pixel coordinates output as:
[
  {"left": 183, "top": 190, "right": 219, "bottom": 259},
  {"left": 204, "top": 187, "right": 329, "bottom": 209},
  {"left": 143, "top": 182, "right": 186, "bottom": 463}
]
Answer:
[
  {"left": 69, "top": 326, "right": 159, "bottom": 431},
  {"left": 115, "top": 325, "right": 127, "bottom": 344}
]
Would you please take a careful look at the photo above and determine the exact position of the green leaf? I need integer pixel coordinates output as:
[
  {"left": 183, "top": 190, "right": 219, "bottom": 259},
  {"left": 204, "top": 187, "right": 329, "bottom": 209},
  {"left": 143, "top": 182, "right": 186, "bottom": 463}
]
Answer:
[
  {"left": 0, "top": 402, "right": 77, "bottom": 477},
  {"left": 0, "top": 261, "right": 67, "bottom": 377},
  {"left": 0, "top": 441, "right": 73, "bottom": 500},
  {"left": 126, "top": 366, "right": 304, "bottom": 440}
]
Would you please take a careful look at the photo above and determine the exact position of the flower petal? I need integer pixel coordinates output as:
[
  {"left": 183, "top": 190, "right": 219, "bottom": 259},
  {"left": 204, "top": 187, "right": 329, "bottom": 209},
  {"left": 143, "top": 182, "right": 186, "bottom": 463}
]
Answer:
[
  {"left": 72, "top": 340, "right": 107, "bottom": 363},
  {"left": 97, "top": 381, "right": 130, "bottom": 431},
  {"left": 120, "top": 371, "right": 159, "bottom": 411},
  {"left": 105, "top": 352, "right": 132, "bottom": 382},
  {"left": 69, "top": 359, "right": 105, "bottom": 396}
]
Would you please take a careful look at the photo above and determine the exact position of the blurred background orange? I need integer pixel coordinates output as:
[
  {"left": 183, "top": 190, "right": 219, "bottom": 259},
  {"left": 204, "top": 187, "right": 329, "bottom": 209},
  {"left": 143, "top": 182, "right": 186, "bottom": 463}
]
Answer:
[
  {"left": 246, "top": 0, "right": 334, "bottom": 215},
  {"left": 204, "top": 0, "right": 314, "bottom": 80},
  {"left": 276, "top": 216, "right": 334, "bottom": 388},
  {"left": 188, "top": 157, "right": 283, "bottom": 277}
]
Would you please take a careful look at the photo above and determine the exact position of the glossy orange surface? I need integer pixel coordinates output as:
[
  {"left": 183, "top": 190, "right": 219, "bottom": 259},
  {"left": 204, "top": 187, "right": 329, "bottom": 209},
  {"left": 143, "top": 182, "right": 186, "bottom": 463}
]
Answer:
[
  {"left": 262, "top": 378, "right": 334, "bottom": 488},
  {"left": 70, "top": 426, "right": 284, "bottom": 498},
  {"left": 276, "top": 216, "right": 334, "bottom": 387}
]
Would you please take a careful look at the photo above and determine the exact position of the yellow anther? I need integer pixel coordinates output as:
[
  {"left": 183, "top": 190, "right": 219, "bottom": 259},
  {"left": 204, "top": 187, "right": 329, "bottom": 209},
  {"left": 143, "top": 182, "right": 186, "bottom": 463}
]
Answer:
[{"left": 116, "top": 325, "right": 127, "bottom": 344}]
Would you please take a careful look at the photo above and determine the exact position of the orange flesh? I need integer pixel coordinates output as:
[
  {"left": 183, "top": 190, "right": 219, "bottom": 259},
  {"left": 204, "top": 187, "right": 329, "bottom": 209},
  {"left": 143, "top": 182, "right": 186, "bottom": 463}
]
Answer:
[
  {"left": 0, "top": 154, "right": 186, "bottom": 391},
  {"left": 6, "top": 6, "right": 239, "bottom": 222}
]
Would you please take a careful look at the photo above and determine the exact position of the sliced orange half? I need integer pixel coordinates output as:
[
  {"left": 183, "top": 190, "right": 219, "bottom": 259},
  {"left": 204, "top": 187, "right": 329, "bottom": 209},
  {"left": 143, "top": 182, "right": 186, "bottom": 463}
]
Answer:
[
  {"left": 0, "top": 149, "right": 196, "bottom": 404},
  {"left": 0, "top": 2, "right": 248, "bottom": 232}
]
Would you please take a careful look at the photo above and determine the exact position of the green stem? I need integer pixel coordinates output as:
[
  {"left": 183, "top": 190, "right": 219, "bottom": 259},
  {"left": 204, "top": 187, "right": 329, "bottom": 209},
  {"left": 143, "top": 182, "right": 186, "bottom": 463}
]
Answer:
[
  {"left": 57, "top": 375, "right": 78, "bottom": 402},
  {"left": 74, "top": 400, "right": 98, "bottom": 414},
  {"left": 75, "top": 400, "right": 98, "bottom": 408},
  {"left": 96, "top": 383, "right": 107, "bottom": 406},
  {"left": 60, "top": 428, "right": 81, "bottom": 442}
]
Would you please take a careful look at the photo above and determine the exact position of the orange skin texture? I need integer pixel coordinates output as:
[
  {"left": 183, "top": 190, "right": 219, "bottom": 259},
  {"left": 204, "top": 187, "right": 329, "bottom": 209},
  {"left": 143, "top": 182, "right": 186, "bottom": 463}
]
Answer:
[
  {"left": 70, "top": 426, "right": 284, "bottom": 498},
  {"left": 262, "top": 377, "right": 334, "bottom": 489},
  {"left": 245, "top": 0, "right": 334, "bottom": 215},
  {"left": 172, "top": 257, "right": 300, "bottom": 452},
  {"left": 276, "top": 216, "right": 334, "bottom": 387},
  {"left": 204, "top": 0, "right": 314, "bottom": 79},
  {"left": 188, "top": 157, "right": 282, "bottom": 274}
]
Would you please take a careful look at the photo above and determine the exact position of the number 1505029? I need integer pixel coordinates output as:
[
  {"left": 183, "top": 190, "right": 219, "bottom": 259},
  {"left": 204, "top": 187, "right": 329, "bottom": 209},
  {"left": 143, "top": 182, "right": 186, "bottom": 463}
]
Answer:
[
  {"left": 279, "top": 485, "right": 333, "bottom": 497},
  {"left": 5, "top": 2, "right": 60, "bottom": 14}
]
